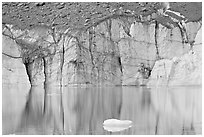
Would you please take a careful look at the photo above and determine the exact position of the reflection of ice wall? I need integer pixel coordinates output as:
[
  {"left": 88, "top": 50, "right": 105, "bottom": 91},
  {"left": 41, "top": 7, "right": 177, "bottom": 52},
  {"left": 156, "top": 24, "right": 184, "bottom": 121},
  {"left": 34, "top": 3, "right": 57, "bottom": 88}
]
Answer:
[
  {"left": 120, "top": 87, "right": 202, "bottom": 134},
  {"left": 2, "top": 86, "right": 201, "bottom": 134},
  {"left": 2, "top": 85, "right": 30, "bottom": 134}
]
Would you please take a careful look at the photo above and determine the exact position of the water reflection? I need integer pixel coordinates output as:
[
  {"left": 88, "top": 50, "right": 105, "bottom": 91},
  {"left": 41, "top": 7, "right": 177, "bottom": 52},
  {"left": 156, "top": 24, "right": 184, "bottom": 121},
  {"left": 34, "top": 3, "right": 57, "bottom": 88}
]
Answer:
[{"left": 2, "top": 85, "right": 202, "bottom": 135}]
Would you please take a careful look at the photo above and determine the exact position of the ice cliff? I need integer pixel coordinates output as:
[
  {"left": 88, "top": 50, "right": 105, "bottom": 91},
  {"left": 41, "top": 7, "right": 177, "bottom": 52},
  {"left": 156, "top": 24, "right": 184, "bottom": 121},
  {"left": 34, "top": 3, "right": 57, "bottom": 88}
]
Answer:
[{"left": 2, "top": 2, "right": 202, "bottom": 86}]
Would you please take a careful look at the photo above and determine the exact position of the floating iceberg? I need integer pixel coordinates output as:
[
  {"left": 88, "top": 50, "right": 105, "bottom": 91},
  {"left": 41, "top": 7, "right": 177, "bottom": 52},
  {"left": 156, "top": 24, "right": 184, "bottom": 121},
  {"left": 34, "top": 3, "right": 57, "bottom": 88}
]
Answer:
[{"left": 103, "top": 119, "right": 133, "bottom": 132}]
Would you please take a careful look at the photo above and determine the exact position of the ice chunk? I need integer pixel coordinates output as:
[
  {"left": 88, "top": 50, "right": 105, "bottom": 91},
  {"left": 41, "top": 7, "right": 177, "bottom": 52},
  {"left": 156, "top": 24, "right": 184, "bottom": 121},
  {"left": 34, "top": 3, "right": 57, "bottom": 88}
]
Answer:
[{"left": 103, "top": 119, "right": 132, "bottom": 132}]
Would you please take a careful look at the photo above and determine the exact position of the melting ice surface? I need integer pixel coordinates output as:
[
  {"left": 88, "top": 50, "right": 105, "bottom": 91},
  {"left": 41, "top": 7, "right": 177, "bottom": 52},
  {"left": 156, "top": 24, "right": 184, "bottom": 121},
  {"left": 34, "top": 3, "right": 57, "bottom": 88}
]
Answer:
[
  {"left": 103, "top": 119, "right": 133, "bottom": 132},
  {"left": 2, "top": 85, "right": 202, "bottom": 135}
]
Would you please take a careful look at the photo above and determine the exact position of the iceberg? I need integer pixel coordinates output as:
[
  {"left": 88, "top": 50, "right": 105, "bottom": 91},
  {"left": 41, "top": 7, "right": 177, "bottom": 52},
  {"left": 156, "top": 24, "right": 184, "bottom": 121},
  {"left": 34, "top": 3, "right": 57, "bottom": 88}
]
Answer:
[{"left": 103, "top": 119, "right": 133, "bottom": 132}]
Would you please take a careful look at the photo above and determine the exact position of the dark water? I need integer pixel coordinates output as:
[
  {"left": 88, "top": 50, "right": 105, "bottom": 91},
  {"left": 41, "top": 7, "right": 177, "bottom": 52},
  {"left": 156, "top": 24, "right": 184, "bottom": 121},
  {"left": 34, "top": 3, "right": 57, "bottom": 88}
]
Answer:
[{"left": 2, "top": 85, "right": 202, "bottom": 135}]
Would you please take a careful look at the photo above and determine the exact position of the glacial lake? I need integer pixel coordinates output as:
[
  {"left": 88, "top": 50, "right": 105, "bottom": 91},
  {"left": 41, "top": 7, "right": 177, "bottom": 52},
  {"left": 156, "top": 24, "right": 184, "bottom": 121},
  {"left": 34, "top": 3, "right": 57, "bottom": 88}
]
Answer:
[{"left": 2, "top": 85, "right": 202, "bottom": 135}]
